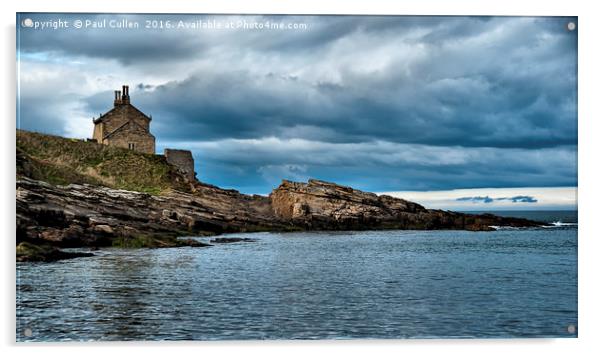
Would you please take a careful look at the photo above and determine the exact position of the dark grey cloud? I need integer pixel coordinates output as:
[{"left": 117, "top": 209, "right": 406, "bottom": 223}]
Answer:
[
  {"left": 457, "top": 196, "right": 494, "bottom": 203},
  {"left": 158, "top": 138, "right": 576, "bottom": 193},
  {"left": 456, "top": 195, "right": 538, "bottom": 204},
  {"left": 17, "top": 14, "right": 578, "bottom": 194},
  {"left": 506, "top": 196, "right": 538, "bottom": 203},
  {"left": 16, "top": 15, "right": 474, "bottom": 63},
  {"left": 80, "top": 15, "right": 577, "bottom": 149}
]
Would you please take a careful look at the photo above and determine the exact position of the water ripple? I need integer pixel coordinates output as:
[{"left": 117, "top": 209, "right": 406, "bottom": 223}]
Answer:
[{"left": 16, "top": 228, "right": 577, "bottom": 341}]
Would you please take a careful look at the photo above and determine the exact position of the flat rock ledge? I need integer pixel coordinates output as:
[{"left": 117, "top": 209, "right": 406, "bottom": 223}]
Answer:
[{"left": 16, "top": 242, "right": 94, "bottom": 262}]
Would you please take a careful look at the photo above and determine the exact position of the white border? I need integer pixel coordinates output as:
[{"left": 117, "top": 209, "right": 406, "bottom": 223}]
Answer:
[{"left": 2, "top": 1, "right": 601, "bottom": 354}]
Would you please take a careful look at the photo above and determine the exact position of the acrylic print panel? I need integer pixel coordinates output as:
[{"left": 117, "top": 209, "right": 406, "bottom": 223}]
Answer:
[{"left": 15, "top": 13, "right": 578, "bottom": 341}]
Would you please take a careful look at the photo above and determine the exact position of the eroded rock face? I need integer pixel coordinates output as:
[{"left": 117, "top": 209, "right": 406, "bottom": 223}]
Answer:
[
  {"left": 16, "top": 177, "right": 546, "bottom": 251},
  {"left": 270, "top": 179, "right": 424, "bottom": 229},
  {"left": 16, "top": 177, "right": 290, "bottom": 248},
  {"left": 269, "top": 179, "right": 544, "bottom": 231}
]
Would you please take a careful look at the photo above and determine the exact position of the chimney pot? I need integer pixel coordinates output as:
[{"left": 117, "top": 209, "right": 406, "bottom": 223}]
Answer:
[
  {"left": 121, "top": 85, "right": 130, "bottom": 104},
  {"left": 114, "top": 90, "right": 122, "bottom": 106}
]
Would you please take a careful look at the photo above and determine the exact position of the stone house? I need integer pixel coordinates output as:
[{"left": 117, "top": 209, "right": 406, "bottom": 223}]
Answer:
[
  {"left": 92, "top": 85, "right": 155, "bottom": 154},
  {"left": 91, "top": 85, "right": 197, "bottom": 181}
]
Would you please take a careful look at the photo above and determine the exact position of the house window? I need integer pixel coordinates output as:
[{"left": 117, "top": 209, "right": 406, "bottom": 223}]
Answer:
[{"left": 128, "top": 143, "right": 135, "bottom": 150}]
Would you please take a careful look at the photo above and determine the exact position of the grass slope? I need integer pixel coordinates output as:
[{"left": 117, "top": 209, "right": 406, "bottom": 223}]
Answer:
[{"left": 16, "top": 130, "right": 191, "bottom": 195}]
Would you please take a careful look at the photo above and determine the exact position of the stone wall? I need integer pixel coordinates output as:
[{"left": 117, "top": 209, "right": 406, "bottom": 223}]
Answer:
[
  {"left": 164, "top": 149, "right": 196, "bottom": 181},
  {"left": 106, "top": 124, "right": 155, "bottom": 154},
  {"left": 92, "top": 122, "right": 103, "bottom": 143},
  {"left": 93, "top": 103, "right": 155, "bottom": 154}
]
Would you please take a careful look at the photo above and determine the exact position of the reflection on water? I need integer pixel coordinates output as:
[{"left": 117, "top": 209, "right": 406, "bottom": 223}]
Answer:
[{"left": 16, "top": 227, "right": 577, "bottom": 341}]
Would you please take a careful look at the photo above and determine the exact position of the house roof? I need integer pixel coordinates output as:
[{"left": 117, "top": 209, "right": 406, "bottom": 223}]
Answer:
[
  {"left": 93, "top": 103, "right": 152, "bottom": 124},
  {"left": 102, "top": 118, "right": 155, "bottom": 141}
]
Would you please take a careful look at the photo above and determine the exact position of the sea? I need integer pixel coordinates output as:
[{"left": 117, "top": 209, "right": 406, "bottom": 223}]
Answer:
[{"left": 16, "top": 210, "right": 578, "bottom": 341}]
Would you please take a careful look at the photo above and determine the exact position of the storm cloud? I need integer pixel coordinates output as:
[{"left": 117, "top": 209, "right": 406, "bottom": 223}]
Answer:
[{"left": 16, "top": 14, "right": 578, "bottom": 195}]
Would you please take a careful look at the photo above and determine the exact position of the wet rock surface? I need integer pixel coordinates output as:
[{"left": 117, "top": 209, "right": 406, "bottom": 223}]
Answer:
[
  {"left": 16, "top": 242, "right": 94, "bottom": 262},
  {"left": 210, "top": 237, "right": 257, "bottom": 244}
]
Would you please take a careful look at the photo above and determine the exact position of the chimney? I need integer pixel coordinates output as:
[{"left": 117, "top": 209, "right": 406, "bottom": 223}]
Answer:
[
  {"left": 113, "top": 90, "right": 122, "bottom": 106},
  {"left": 121, "top": 85, "right": 130, "bottom": 104}
]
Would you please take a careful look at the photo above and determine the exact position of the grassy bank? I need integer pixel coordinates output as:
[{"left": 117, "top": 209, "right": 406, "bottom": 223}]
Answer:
[{"left": 17, "top": 130, "right": 191, "bottom": 195}]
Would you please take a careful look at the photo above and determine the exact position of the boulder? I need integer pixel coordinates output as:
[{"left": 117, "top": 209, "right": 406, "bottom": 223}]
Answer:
[
  {"left": 210, "top": 237, "right": 257, "bottom": 244},
  {"left": 92, "top": 224, "right": 114, "bottom": 235},
  {"left": 16, "top": 242, "right": 94, "bottom": 262}
]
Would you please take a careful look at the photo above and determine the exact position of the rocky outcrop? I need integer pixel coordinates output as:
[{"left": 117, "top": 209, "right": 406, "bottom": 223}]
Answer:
[
  {"left": 16, "top": 177, "right": 545, "bottom": 255},
  {"left": 16, "top": 242, "right": 94, "bottom": 262},
  {"left": 269, "top": 179, "right": 544, "bottom": 231},
  {"left": 16, "top": 177, "right": 292, "bottom": 249}
]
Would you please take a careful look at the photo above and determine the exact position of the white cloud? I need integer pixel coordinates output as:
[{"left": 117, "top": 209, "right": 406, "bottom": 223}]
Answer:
[{"left": 380, "top": 187, "right": 577, "bottom": 211}]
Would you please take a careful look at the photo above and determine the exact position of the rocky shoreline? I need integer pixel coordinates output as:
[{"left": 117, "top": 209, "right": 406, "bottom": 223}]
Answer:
[
  {"left": 17, "top": 176, "right": 547, "bottom": 262},
  {"left": 270, "top": 179, "right": 544, "bottom": 231}
]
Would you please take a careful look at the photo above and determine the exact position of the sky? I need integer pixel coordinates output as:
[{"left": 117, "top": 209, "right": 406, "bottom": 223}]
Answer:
[{"left": 16, "top": 14, "right": 578, "bottom": 210}]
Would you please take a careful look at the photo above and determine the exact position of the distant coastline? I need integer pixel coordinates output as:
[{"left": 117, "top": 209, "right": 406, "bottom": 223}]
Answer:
[{"left": 465, "top": 210, "right": 578, "bottom": 224}]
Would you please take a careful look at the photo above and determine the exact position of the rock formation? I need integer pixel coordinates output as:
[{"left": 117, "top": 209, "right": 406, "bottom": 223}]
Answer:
[
  {"left": 15, "top": 129, "right": 547, "bottom": 261},
  {"left": 269, "top": 179, "right": 543, "bottom": 231},
  {"left": 17, "top": 176, "right": 544, "bottom": 254},
  {"left": 16, "top": 177, "right": 290, "bottom": 249},
  {"left": 16, "top": 242, "right": 94, "bottom": 262}
]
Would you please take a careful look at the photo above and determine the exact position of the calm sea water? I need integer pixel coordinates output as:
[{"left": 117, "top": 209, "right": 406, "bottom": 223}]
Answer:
[{"left": 16, "top": 211, "right": 577, "bottom": 341}]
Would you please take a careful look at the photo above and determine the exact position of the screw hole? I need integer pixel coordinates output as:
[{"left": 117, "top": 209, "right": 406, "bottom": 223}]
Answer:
[{"left": 567, "top": 22, "right": 576, "bottom": 31}]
